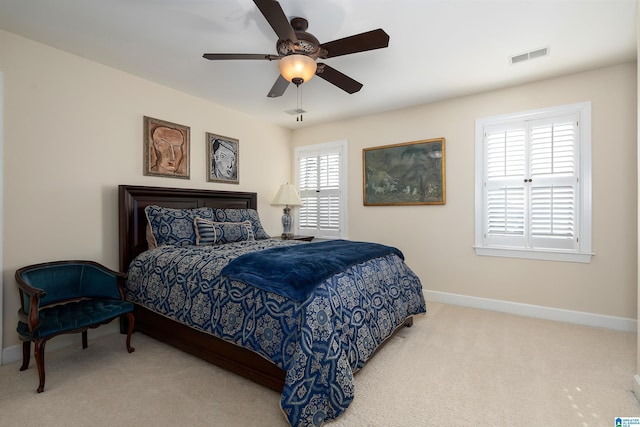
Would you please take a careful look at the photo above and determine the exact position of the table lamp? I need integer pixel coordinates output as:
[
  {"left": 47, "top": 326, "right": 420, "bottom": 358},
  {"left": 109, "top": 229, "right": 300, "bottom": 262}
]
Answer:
[{"left": 272, "top": 183, "right": 302, "bottom": 239}]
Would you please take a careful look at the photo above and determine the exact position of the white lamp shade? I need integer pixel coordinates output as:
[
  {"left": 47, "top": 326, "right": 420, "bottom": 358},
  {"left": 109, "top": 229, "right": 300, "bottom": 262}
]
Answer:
[
  {"left": 272, "top": 184, "right": 302, "bottom": 206},
  {"left": 278, "top": 54, "right": 317, "bottom": 83}
]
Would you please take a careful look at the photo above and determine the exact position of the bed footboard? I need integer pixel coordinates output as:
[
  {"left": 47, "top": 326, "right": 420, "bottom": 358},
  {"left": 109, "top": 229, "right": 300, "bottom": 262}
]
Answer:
[{"left": 133, "top": 304, "right": 286, "bottom": 391}]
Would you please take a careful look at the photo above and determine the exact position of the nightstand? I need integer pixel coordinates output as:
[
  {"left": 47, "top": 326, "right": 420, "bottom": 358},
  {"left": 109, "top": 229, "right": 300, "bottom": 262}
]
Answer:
[{"left": 278, "top": 235, "right": 314, "bottom": 242}]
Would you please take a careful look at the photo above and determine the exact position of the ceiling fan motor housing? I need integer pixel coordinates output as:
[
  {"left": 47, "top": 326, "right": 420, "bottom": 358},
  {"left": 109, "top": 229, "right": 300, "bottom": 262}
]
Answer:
[{"left": 277, "top": 17, "right": 322, "bottom": 58}]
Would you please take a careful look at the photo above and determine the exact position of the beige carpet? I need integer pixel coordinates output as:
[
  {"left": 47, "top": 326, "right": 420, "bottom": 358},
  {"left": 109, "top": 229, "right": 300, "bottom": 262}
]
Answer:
[{"left": 1, "top": 302, "right": 638, "bottom": 426}]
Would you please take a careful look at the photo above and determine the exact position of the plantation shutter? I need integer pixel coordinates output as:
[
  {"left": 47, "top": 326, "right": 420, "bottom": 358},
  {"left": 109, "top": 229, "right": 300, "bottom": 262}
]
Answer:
[
  {"left": 484, "top": 123, "right": 527, "bottom": 248},
  {"left": 528, "top": 115, "right": 578, "bottom": 250},
  {"left": 482, "top": 114, "right": 579, "bottom": 251},
  {"left": 297, "top": 145, "right": 343, "bottom": 238}
]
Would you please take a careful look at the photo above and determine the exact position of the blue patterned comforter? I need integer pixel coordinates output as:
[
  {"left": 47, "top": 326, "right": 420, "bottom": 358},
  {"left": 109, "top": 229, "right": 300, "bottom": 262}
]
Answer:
[{"left": 126, "top": 239, "right": 426, "bottom": 426}]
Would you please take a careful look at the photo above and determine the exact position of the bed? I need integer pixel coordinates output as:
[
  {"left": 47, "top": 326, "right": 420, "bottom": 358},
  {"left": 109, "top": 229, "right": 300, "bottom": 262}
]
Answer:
[{"left": 118, "top": 184, "right": 426, "bottom": 426}]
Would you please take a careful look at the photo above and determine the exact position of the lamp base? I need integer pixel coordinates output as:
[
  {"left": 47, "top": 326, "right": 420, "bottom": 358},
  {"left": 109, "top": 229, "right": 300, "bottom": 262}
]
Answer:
[{"left": 281, "top": 205, "right": 293, "bottom": 239}]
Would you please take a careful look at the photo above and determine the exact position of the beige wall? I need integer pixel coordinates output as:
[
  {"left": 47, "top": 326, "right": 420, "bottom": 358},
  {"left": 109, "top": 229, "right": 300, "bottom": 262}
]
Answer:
[
  {"left": 0, "top": 30, "right": 292, "bottom": 348},
  {"left": 292, "top": 62, "right": 638, "bottom": 320}
]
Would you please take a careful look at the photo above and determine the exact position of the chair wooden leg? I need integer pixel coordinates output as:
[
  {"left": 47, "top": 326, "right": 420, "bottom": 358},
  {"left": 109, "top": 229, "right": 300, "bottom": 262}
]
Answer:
[
  {"left": 82, "top": 330, "right": 88, "bottom": 349},
  {"left": 124, "top": 312, "right": 135, "bottom": 353},
  {"left": 34, "top": 339, "right": 47, "bottom": 393},
  {"left": 20, "top": 341, "right": 31, "bottom": 371}
]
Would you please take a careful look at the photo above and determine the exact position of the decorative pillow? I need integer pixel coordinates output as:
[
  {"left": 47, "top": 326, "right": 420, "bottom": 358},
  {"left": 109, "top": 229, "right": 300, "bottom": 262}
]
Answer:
[
  {"left": 145, "top": 205, "right": 215, "bottom": 247},
  {"left": 194, "top": 217, "right": 255, "bottom": 245},
  {"left": 193, "top": 217, "right": 217, "bottom": 246},
  {"left": 213, "top": 208, "right": 270, "bottom": 240},
  {"left": 145, "top": 224, "right": 158, "bottom": 250}
]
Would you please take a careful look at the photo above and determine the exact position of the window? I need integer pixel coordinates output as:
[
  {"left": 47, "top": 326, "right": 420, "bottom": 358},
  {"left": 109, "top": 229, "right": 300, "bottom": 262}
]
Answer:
[
  {"left": 295, "top": 140, "right": 348, "bottom": 239},
  {"left": 474, "top": 102, "right": 592, "bottom": 263}
]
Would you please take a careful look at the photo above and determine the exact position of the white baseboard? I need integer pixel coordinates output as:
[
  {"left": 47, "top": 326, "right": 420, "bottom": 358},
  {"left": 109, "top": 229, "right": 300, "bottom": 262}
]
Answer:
[
  {"left": 424, "top": 290, "right": 637, "bottom": 332},
  {"left": 1, "top": 322, "right": 120, "bottom": 366}
]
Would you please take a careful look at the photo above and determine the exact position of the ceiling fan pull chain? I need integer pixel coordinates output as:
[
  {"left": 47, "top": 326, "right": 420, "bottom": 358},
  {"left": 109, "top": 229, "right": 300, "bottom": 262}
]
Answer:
[
  {"left": 296, "top": 85, "right": 300, "bottom": 122},
  {"left": 296, "top": 83, "right": 304, "bottom": 122}
]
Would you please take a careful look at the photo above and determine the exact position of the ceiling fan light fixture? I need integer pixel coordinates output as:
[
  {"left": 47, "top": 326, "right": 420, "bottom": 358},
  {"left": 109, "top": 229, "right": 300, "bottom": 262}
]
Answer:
[{"left": 278, "top": 54, "right": 317, "bottom": 84}]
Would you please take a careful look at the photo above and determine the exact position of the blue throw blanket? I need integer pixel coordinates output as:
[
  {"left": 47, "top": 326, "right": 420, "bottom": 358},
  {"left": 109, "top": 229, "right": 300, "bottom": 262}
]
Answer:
[{"left": 221, "top": 239, "right": 404, "bottom": 302}]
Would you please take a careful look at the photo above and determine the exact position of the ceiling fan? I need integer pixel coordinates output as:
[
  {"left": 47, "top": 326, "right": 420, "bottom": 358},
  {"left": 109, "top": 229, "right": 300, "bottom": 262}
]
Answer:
[{"left": 203, "top": 0, "right": 390, "bottom": 98}]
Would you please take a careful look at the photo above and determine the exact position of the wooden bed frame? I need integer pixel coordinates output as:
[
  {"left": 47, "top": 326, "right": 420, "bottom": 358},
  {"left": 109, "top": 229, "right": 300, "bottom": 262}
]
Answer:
[{"left": 118, "top": 184, "right": 286, "bottom": 391}]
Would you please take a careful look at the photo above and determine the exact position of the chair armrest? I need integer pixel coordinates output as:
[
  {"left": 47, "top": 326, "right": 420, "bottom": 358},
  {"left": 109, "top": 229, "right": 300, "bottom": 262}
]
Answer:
[
  {"left": 26, "top": 294, "right": 41, "bottom": 331},
  {"left": 15, "top": 272, "right": 47, "bottom": 300},
  {"left": 15, "top": 272, "right": 46, "bottom": 332},
  {"left": 81, "top": 261, "right": 127, "bottom": 300},
  {"left": 114, "top": 271, "right": 127, "bottom": 300}
]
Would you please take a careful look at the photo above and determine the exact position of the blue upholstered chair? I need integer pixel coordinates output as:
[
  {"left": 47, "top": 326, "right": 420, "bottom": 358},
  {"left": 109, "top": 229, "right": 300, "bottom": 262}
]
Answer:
[{"left": 15, "top": 260, "right": 135, "bottom": 392}]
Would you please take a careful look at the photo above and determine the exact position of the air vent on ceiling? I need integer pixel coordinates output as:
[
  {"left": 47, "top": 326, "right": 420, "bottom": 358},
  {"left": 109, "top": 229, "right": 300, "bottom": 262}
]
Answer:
[{"left": 510, "top": 46, "right": 550, "bottom": 65}]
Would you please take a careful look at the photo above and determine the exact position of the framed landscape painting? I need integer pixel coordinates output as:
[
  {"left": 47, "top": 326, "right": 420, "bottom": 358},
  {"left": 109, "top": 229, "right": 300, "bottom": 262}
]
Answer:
[{"left": 363, "top": 138, "right": 445, "bottom": 206}]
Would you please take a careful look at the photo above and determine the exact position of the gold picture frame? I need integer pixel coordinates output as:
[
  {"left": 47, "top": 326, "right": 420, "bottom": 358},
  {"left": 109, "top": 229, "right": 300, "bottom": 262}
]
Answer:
[
  {"left": 206, "top": 132, "right": 239, "bottom": 184},
  {"left": 363, "top": 137, "right": 446, "bottom": 206},
  {"left": 143, "top": 116, "right": 190, "bottom": 179}
]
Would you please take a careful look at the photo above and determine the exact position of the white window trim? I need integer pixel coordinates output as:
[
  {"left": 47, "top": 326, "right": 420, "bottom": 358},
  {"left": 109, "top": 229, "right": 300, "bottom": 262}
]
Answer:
[
  {"left": 474, "top": 102, "right": 593, "bottom": 263},
  {"left": 294, "top": 140, "right": 348, "bottom": 239}
]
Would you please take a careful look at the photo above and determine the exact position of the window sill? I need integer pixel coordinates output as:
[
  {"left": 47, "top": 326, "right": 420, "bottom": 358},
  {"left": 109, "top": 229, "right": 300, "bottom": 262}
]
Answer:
[{"left": 474, "top": 246, "right": 593, "bottom": 263}]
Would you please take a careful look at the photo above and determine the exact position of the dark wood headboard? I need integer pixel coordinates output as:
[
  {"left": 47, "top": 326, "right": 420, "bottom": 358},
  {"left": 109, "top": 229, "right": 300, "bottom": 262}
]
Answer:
[{"left": 118, "top": 185, "right": 257, "bottom": 271}]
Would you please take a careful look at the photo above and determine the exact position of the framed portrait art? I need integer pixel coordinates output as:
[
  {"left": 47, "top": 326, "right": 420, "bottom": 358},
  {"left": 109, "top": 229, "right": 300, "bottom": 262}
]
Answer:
[
  {"left": 143, "top": 116, "right": 190, "bottom": 179},
  {"left": 206, "top": 132, "right": 239, "bottom": 184},
  {"left": 363, "top": 137, "right": 445, "bottom": 206}
]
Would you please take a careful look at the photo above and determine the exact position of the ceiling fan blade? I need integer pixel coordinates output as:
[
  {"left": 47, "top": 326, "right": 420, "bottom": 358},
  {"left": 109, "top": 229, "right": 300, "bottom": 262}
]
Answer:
[
  {"left": 253, "top": 0, "right": 297, "bottom": 42},
  {"left": 203, "top": 53, "right": 280, "bottom": 61},
  {"left": 320, "top": 29, "right": 389, "bottom": 59},
  {"left": 267, "top": 74, "right": 290, "bottom": 98},
  {"left": 315, "top": 63, "right": 363, "bottom": 94}
]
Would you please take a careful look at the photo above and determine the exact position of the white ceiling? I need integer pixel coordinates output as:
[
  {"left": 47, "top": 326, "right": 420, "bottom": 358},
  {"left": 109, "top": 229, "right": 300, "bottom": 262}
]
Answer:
[{"left": 0, "top": 0, "right": 636, "bottom": 129}]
